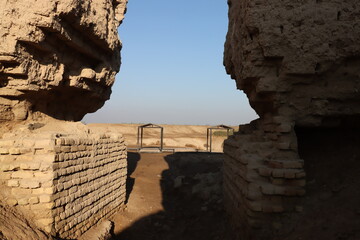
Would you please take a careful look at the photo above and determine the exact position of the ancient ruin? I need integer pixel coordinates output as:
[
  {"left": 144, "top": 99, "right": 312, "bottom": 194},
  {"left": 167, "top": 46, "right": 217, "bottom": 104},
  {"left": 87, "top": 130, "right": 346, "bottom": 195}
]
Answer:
[
  {"left": 0, "top": 0, "right": 128, "bottom": 239},
  {"left": 0, "top": 0, "right": 127, "bottom": 121},
  {"left": 1, "top": 0, "right": 359, "bottom": 239},
  {"left": 223, "top": 0, "right": 360, "bottom": 239}
]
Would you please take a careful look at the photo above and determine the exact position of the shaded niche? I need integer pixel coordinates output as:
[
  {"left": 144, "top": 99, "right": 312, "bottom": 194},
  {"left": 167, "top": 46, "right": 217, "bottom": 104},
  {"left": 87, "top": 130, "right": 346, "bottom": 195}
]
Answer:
[{"left": 294, "top": 124, "right": 360, "bottom": 239}]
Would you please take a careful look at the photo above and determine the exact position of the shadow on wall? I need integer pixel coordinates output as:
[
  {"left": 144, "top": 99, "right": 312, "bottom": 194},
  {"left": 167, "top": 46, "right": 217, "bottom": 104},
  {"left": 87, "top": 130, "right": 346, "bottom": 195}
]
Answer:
[
  {"left": 112, "top": 152, "right": 236, "bottom": 240},
  {"left": 284, "top": 127, "right": 360, "bottom": 240},
  {"left": 125, "top": 152, "right": 141, "bottom": 204}
]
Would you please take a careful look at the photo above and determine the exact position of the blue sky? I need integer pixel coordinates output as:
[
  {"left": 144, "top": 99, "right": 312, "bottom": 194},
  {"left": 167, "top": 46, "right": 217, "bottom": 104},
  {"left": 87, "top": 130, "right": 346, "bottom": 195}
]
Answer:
[{"left": 83, "top": 0, "right": 258, "bottom": 125}]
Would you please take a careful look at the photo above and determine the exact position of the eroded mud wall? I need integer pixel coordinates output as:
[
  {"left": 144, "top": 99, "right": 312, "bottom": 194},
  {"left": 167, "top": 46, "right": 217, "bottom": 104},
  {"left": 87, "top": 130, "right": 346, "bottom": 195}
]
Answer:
[
  {"left": 223, "top": 0, "right": 360, "bottom": 239},
  {"left": 0, "top": 124, "right": 127, "bottom": 239},
  {"left": 0, "top": 0, "right": 127, "bottom": 121},
  {"left": 0, "top": 0, "right": 128, "bottom": 239}
]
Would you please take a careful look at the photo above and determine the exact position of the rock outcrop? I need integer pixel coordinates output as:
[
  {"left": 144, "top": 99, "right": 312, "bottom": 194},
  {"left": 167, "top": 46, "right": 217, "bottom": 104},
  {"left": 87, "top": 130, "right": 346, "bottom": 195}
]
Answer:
[
  {"left": 0, "top": 0, "right": 127, "bottom": 121},
  {"left": 223, "top": 0, "right": 360, "bottom": 239}
]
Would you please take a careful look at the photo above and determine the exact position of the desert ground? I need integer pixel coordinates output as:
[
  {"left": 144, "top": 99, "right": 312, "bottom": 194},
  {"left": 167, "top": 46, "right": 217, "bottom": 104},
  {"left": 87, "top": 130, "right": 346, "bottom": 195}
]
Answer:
[
  {"left": 85, "top": 124, "right": 238, "bottom": 239},
  {"left": 92, "top": 124, "right": 360, "bottom": 240},
  {"left": 88, "top": 123, "right": 238, "bottom": 152},
  {"left": 110, "top": 152, "right": 236, "bottom": 240}
]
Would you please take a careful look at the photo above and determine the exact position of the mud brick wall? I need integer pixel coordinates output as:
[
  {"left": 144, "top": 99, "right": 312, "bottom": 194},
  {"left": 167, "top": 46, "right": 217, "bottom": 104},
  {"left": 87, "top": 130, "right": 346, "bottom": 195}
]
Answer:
[
  {"left": 0, "top": 132, "right": 127, "bottom": 239},
  {"left": 223, "top": 120, "right": 305, "bottom": 238},
  {"left": 223, "top": 0, "right": 360, "bottom": 238}
]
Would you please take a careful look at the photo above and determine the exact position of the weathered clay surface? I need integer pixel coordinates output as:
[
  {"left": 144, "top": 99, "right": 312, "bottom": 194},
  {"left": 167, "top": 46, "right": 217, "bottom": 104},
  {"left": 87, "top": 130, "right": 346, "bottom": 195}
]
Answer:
[
  {"left": 0, "top": 120, "right": 127, "bottom": 239},
  {"left": 224, "top": 0, "right": 360, "bottom": 239},
  {"left": 0, "top": 1, "right": 128, "bottom": 238},
  {"left": 0, "top": 201, "right": 51, "bottom": 240},
  {"left": 0, "top": 0, "right": 127, "bottom": 121}
]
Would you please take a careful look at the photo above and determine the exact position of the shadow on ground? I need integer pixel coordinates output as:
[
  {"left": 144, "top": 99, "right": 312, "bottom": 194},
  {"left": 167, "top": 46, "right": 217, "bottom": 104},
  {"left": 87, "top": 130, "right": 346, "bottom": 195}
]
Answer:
[
  {"left": 125, "top": 152, "right": 141, "bottom": 204},
  {"left": 112, "top": 152, "right": 235, "bottom": 240}
]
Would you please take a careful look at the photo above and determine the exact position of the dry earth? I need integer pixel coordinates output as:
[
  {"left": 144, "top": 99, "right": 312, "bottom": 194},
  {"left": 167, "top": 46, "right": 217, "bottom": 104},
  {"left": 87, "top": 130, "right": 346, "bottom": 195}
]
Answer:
[
  {"left": 110, "top": 152, "right": 236, "bottom": 240},
  {"left": 88, "top": 124, "right": 238, "bottom": 152}
]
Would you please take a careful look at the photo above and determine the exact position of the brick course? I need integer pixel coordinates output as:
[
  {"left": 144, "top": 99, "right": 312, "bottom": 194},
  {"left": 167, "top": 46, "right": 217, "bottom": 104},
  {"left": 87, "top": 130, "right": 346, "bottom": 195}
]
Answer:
[{"left": 0, "top": 132, "right": 127, "bottom": 239}]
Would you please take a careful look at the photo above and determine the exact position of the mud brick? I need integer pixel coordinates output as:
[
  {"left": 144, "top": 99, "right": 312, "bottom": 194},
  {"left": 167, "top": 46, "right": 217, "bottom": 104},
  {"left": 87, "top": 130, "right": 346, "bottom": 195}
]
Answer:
[
  {"left": 282, "top": 160, "right": 304, "bottom": 169},
  {"left": 20, "top": 179, "right": 40, "bottom": 189},
  {"left": 29, "top": 196, "right": 40, "bottom": 204},
  {"left": 261, "top": 184, "right": 276, "bottom": 195},
  {"left": 6, "top": 199, "right": 18, "bottom": 206},
  {"left": 39, "top": 195, "right": 52, "bottom": 203},
  {"left": 277, "top": 123, "right": 292, "bottom": 133},
  {"left": 37, "top": 218, "right": 54, "bottom": 226},
  {"left": 16, "top": 155, "right": 33, "bottom": 161},
  {"left": 258, "top": 167, "right": 272, "bottom": 177},
  {"left": 272, "top": 169, "right": 284, "bottom": 178},
  {"left": 12, "top": 188, "right": 32, "bottom": 196},
  {"left": 0, "top": 140, "right": 14, "bottom": 147},
  {"left": 34, "top": 139, "right": 55, "bottom": 149},
  {"left": 34, "top": 154, "right": 56, "bottom": 162},
  {"left": 295, "top": 171, "right": 306, "bottom": 178},
  {"left": 277, "top": 142, "right": 291, "bottom": 150},
  {"left": 18, "top": 198, "right": 29, "bottom": 205},
  {"left": 0, "top": 148, "right": 9, "bottom": 154},
  {"left": 20, "top": 162, "right": 40, "bottom": 170},
  {"left": 7, "top": 179, "right": 19, "bottom": 187},
  {"left": 9, "top": 148, "right": 21, "bottom": 155},
  {"left": 0, "top": 155, "right": 16, "bottom": 162},
  {"left": 12, "top": 171, "right": 34, "bottom": 179}
]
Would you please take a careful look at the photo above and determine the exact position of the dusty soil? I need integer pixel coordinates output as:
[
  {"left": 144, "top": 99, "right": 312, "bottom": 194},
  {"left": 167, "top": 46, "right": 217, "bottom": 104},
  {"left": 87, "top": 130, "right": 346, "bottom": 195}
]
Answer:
[
  {"left": 0, "top": 202, "right": 51, "bottom": 240},
  {"left": 111, "top": 152, "right": 235, "bottom": 240}
]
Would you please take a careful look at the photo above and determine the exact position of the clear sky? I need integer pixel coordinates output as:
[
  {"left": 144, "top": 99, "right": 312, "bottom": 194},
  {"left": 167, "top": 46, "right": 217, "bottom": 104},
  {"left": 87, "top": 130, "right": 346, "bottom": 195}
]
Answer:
[{"left": 83, "top": 0, "right": 258, "bottom": 125}]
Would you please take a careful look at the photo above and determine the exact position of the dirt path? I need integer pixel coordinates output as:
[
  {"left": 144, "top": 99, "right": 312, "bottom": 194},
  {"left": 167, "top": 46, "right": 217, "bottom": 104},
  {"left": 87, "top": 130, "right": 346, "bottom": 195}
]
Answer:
[
  {"left": 112, "top": 152, "right": 168, "bottom": 234},
  {"left": 111, "top": 152, "right": 235, "bottom": 240}
]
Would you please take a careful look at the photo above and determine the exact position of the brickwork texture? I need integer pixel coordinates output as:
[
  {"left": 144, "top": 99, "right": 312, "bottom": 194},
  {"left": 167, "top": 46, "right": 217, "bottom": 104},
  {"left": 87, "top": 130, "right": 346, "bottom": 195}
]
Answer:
[{"left": 0, "top": 132, "right": 127, "bottom": 239}]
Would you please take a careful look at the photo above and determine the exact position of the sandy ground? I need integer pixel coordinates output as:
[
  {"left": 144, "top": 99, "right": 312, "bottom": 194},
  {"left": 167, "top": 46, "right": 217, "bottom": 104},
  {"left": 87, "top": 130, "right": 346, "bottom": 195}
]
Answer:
[
  {"left": 110, "top": 152, "right": 235, "bottom": 240},
  {"left": 88, "top": 124, "right": 238, "bottom": 152}
]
